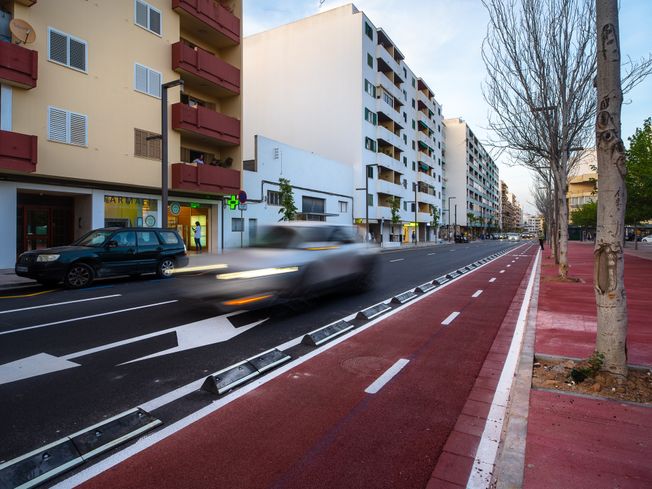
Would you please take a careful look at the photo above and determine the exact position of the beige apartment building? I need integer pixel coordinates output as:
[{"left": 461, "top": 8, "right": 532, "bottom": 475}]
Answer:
[{"left": 0, "top": 0, "right": 242, "bottom": 267}]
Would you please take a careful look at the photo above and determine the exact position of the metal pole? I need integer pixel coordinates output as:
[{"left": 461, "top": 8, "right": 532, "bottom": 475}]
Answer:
[
  {"left": 414, "top": 182, "right": 418, "bottom": 246},
  {"left": 365, "top": 165, "right": 369, "bottom": 242},
  {"left": 161, "top": 86, "right": 168, "bottom": 229}
]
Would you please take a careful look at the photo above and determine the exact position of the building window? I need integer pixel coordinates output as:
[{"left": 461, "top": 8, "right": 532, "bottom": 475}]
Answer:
[
  {"left": 267, "top": 190, "right": 281, "bottom": 206},
  {"left": 365, "top": 137, "right": 377, "bottom": 152},
  {"left": 412, "top": 120, "right": 416, "bottom": 130},
  {"left": 243, "top": 159, "right": 257, "bottom": 171},
  {"left": 134, "top": 128, "right": 161, "bottom": 159},
  {"left": 367, "top": 194, "right": 373, "bottom": 206},
  {"left": 367, "top": 53, "right": 373, "bottom": 68},
  {"left": 412, "top": 77, "right": 416, "bottom": 87},
  {"left": 339, "top": 201, "right": 348, "bottom": 213},
  {"left": 403, "top": 134, "right": 407, "bottom": 144},
  {"left": 403, "top": 156, "right": 407, "bottom": 166},
  {"left": 412, "top": 161, "right": 416, "bottom": 171},
  {"left": 232, "top": 218, "right": 244, "bottom": 232},
  {"left": 48, "top": 27, "right": 87, "bottom": 72},
  {"left": 367, "top": 165, "right": 374, "bottom": 178},
  {"left": 364, "top": 108, "right": 377, "bottom": 125},
  {"left": 411, "top": 98, "right": 416, "bottom": 109},
  {"left": 48, "top": 106, "right": 87, "bottom": 147},
  {"left": 364, "top": 79, "right": 376, "bottom": 98},
  {"left": 365, "top": 22, "right": 373, "bottom": 40},
  {"left": 135, "top": 0, "right": 162, "bottom": 36},
  {"left": 302, "top": 196, "right": 325, "bottom": 216},
  {"left": 134, "top": 63, "right": 162, "bottom": 98}
]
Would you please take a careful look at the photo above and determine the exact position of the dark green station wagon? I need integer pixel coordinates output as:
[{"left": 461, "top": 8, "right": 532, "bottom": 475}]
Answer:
[{"left": 15, "top": 228, "right": 189, "bottom": 288}]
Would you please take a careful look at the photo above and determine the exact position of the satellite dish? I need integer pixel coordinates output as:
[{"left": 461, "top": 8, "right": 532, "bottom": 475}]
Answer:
[{"left": 9, "top": 19, "right": 36, "bottom": 45}]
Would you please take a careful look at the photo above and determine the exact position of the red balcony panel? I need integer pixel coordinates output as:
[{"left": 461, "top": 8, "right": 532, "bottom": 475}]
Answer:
[
  {"left": 0, "top": 130, "right": 37, "bottom": 172},
  {"left": 16, "top": 0, "right": 38, "bottom": 5},
  {"left": 172, "top": 42, "right": 239, "bottom": 96},
  {"left": 0, "top": 41, "right": 38, "bottom": 89},
  {"left": 172, "top": 0, "right": 240, "bottom": 46},
  {"left": 171, "top": 103, "right": 240, "bottom": 146},
  {"left": 171, "top": 163, "right": 240, "bottom": 195}
]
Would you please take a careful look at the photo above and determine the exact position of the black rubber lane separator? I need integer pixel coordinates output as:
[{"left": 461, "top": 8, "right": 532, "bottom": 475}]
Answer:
[
  {"left": 391, "top": 290, "right": 418, "bottom": 304},
  {"left": 302, "top": 320, "right": 354, "bottom": 347},
  {"left": 202, "top": 361, "right": 259, "bottom": 395},
  {"left": 356, "top": 303, "right": 392, "bottom": 321},
  {"left": 248, "top": 349, "right": 291, "bottom": 373},
  {"left": 416, "top": 282, "right": 435, "bottom": 293},
  {"left": 433, "top": 275, "right": 450, "bottom": 285}
]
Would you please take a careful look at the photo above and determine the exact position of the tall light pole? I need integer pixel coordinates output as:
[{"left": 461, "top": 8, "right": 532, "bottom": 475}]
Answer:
[
  {"left": 447, "top": 196, "right": 456, "bottom": 242},
  {"left": 160, "top": 79, "right": 184, "bottom": 229},
  {"left": 365, "top": 163, "right": 378, "bottom": 241}
]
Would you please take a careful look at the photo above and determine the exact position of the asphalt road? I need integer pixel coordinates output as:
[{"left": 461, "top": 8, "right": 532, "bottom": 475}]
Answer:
[{"left": 0, "top": 240, "right": 519, "bottom": 466}]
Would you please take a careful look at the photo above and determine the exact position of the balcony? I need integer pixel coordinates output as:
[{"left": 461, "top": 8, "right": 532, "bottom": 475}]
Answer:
[
  {"left": 376, "top": 71, "right": 403, "bottom": 104},
  {"left": 376, "top": 97, "right": 401, "bottom": 125},
  {"left": 0, "top": 41, "right": 37, "bottom": 89},
  {"left": 417, "top": 90, "right": 434, "bottom": 111},
  {"left": 172, "top": 42, "right": 239, "bottom": 96},
  {"left": 16, "top": 0, "right": 38, "bottom": 5},
  {"left": 375, "top": 178, "right": 403, "bottom": 197},
  {"left": 377, "top": 125, "right": 403, "bottom": 150},
  {"left": 0, "top": 130, "right": 37, "bottom": 172},
  {"left": 171, "top": 103, "right": 240, "bottom": 146},
  {"left": 172, "top": 0, "right": 240, "bottom": 47},
  {"left": 375, "top": 43, "right": 402, "bottom": 80},
  {"left": 417, "top": 191, "right": 437, "bottom": 206},
  {"left": 171, "top": 163, "right": 240, "bottom": 195},
  {"left": 377, "top": 151, "right": 403, "bottom": 174}
]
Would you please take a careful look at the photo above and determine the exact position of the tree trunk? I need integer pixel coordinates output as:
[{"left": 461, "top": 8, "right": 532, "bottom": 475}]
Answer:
[
  {"left": 594, "top": 0, "right": 628, "bottom": 377},
  {"left": 634, "top": 225, "right": 639, "bottom": 250},
  {"left": 555, "top": 167, "right": 570, "bottom": 279}
]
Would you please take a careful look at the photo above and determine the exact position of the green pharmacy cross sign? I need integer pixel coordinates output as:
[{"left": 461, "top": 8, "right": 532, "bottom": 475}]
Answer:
[{"left": 227, "top": 195, "right": 239, "bottom": 210}]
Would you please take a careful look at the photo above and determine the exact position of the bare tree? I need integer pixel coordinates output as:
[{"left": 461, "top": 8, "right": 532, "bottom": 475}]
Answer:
[
  {"left": 482, "top": 0, "right": 651, "bottom": 280},
  {"left": 594, "top": 1, "right": 628, "bottom": 376}
]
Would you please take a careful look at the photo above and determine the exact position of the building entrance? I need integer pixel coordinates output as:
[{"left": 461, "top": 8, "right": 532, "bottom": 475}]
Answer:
[
  {"left": 167, "top": 202, "right": 210, "bottom": 252},
  {"left": 17, "top": 193, "right": 74, "bottom": 255}
]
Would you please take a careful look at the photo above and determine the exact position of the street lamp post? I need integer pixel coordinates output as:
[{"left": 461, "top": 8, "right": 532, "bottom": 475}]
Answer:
[
  {"left": 364, "top": 163, "right": 378, "bottom": 242},
  {"left": 160, "top": 79, "right": 184, "bottom": 229},
  {"left": 447, "top": 196, "right": 456, "bottom": 242}
]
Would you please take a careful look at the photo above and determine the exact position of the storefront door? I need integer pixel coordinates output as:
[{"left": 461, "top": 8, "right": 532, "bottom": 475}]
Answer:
[{"left": 17, "top": 197, "right": 74, "bottom": 255}]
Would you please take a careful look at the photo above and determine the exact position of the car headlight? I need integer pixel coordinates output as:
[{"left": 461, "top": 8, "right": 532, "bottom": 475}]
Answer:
[
  {"left": 36, "top": 254, "right": 60, "bottom": 262},
  {"left": 217, "top": 267, "right": 299, "bottom": 280}
]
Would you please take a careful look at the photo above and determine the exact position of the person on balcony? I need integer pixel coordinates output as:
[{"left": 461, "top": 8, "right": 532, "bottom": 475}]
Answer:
[{"left": 192, "top": 154, "right": 205, "bottom": 165}]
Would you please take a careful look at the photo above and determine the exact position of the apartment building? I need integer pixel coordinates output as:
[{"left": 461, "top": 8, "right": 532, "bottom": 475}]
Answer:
[
  {"left": 500, "top": 180, "right": 523, "bottom": 232},
  {"left": 567, "top": 149, "right": 597, "bottom": 221},
  {"left": 523, "top": 213, "right": 544, "bottom": 235},
  {"left": 442, "top": 118, "right": 500, "bottom": 235},
  {"left": 242, "top": 4, "right": 444, "bottom": 243},
  {"left": 0, "top": 0, "right": 242, "bottom": 267}
]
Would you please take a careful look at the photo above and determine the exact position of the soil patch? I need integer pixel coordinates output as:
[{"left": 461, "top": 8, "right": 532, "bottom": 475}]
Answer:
[{"left": 532, "top": 357, "right": 652, "bottom": 404}]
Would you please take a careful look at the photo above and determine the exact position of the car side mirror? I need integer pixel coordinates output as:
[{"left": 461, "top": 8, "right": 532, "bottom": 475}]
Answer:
[{"left": 106, "top": 240, "right": 118, "bottom": 248}]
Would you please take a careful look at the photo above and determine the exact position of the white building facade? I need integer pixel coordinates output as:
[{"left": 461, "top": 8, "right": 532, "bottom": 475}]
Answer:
[
  {"left": 242, "top": 4, "right": 444, "bottom": 244},
  {"left": 223, "top": 136, "right": 354, "bottom": 248},
  {"left": 442, "top": 118, "right": 500, "bottom": 236}
]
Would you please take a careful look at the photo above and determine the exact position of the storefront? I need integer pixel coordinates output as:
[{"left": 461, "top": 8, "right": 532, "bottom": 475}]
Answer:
[
  {"left": 167, "top": 201, "right": 211, "bottom": 252},
  {"left": 103, "top": 195, "right": 159, "bottom": 228},
  {"left": 17, "top": 192, "right": 75, "bottom": 254}
]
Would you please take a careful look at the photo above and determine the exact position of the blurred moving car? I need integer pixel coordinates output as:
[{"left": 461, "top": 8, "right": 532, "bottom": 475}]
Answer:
[
  {"left": 506, "top": 233, "right": 521, "bottom": 241},
  {"left": 15, "top": 228, "right": 188, "bottom": 288},
  {"left": 191, "top": 222, "right": 379, "bottom": 310},
  {"left": 642, "top": 235, "right": 652, "bottom": 243}
]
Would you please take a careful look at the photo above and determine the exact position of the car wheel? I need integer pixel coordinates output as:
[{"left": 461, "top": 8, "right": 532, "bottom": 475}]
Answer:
[
  {"left": 64, "top": 263, "right": 95, "bottom": 289},
  {"left": 157, "top": 258, "right": 175, "bottom": 278}
]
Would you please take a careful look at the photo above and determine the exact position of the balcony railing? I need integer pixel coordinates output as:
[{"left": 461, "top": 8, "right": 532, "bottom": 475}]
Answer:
[
  {"left": 0, "top": 41, "right": 37, "bottom": 89},
  {"left": 0, "top": 130, "right": 37, "bottom": 172},
  {"left": 171, "top": 103, "right": 240, "bottom": 146},
  {"left": 171, "top": 163, "right": 240, "bottom": 195},
  {"left": 172, "top": 42, "right": 239, "bottom": 96},
  {"left": 376, "top": 125, "right": 403, "bottom": 151},
  {"left": 172, "top": 0, "right": 240, "bottom": 47}
]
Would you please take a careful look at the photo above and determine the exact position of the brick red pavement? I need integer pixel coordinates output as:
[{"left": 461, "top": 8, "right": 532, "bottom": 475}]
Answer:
[{"left": 523, "top": 242, "right": 652, "bottom": 488}]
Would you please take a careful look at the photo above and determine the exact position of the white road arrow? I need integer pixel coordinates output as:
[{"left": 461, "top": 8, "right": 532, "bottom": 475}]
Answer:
[{"left": 0, "top": 313, "right": 267, "bottom": 386}]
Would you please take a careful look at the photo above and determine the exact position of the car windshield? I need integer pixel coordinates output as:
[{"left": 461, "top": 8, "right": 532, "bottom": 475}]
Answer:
[{"left": 74, "top": 230, "right": 115, "bottom": 247}]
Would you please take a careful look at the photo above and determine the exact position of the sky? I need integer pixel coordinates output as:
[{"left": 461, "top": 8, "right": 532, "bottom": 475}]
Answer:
[{"left": 242, "top": 0, "right": 652, "bottom": 215}]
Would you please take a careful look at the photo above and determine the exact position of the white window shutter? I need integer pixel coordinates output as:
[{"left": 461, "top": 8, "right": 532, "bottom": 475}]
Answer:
[
  {"left": 148, "top": 70, "right": 161, "bottom": 97},
  {"left": 149, "top": 8, "right": 161, "bottom": 35},
  {"left": 69, "top": 38, "right": 86, "bottom": 71},
  {"left": 48, "top": 107, "right": 68, "bottom": 143},
  {"left": 69, "top": 113, "right": 87, "bottom": 146},
  {"left": 49, "top": 30, "right": 68, "bottom": 65},
  {"left": 135, "top": 64, "right": 148, "bottom": 93},
  {"left": 135, "top": 0, "right": 148, "bottom": 28}
]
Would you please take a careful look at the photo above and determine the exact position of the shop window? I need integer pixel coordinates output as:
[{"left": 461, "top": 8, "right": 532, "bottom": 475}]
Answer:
[
  {"left": 232, "top": 218, "right": 243, "bottom": 232},
  {"left": 134, "top": 129, "right": 161, "bottom": 159}
]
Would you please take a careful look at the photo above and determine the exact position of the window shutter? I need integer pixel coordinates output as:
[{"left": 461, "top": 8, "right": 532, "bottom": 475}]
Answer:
[
  {"left": 69, "top": 113, "right": 87, "bottom": 146},
  {"left": 148, "top": 69, "right": 161, "bottom": 97},
  {"left": 69, "top": 38, "right": 86, "bottom": 71},
  {"left": 147, "top": 131, "right": 161, "bottom": 159},
  {"left": 135, "top": 64, "right": 148, "bottom": 93},
  {"left": 48, "top": 108, "right": 68, "bottom": 143},
  {"left": 149, "top": 8, "right": 161, "bottom": 35},
  {"left": 49, "top": 30, "right": 68, "bottom": 65},
  {"left": 134, "top": 129, "right": 146, "bottom": 157},
  {"left": 135, "top": 0, "right": 148, "bottom": 28}
]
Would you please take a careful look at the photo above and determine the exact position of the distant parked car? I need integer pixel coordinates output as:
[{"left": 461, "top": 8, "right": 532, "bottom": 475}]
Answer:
[
  {"left": 642, "top": 234, "right": 652, "bottom": 243},
  {"left": 15, "top": 227, "right": 188, "bottom": 288}
]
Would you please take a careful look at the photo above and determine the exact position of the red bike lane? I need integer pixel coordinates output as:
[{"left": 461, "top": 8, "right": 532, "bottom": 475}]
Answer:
[{"left": 76, "top": 245, "right": 537, "bottom": 489}]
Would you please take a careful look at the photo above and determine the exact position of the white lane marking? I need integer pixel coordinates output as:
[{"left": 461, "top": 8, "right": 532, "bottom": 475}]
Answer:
[
  {"left": 472, "top": 290, "right": 483, "bottom": 298},
  {"left": 389, "top": 258, "right": 404, "bottom": 263},
  {"left": 0, "top": 294, "right": 122, "bottom": 315},
  {"left": 489, "top": 278, "right": 496, "bottom": 283},
  {"left": 511, "top": 260, "right": 516, "bottom": 263},
  {"left": 428, "top": 252, "right": 437, "bottom": 255},
  {"left": 364, "top": 359, "right": 410, "bottom": 394},
  {"left": 467, "top": 250, "right": 540, "bottom": 488},
  {"left": 0, "top": 300, "right": 178, "bottom": 336},
  {"left": 54, "top": 253, "right": 511, "bottom": 488},
  {"left": 507, "top": 264, "right": 511, "bottom": 268},
  {"left": 499, "top": 270, "right": 505, "bottom": 274},
  {"left": 441, "top": 311, "right": 460, "bottom": 325},
  {"left": 0, "top": 353, "right": 80, "bottom": 385}
]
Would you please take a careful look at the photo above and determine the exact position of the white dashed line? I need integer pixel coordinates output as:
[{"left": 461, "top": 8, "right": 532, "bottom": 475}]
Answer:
[
  {"left": 489, "top": 278, "right": 496, "bottom": 283},
  {"left": 441, "top": 311, "right": 460, "bottom": 325},
  {"left": 390, "top": 258, "right": 404, "bottom": 263},
  {"left": 365, "top": 359, "right": 410, "bottom": 394},
  {"left": 499, "top": 270, "right": 505, "bottom": 274},
  {"left": 507, "top": 264, "right": 511, "bottom": 268},
  {"left": 428, "top": 252, "right": 437, "bottom": 256},
  {"left": 472, "top": 290, "right": 483, "bottom": 298},
  {"left": 0, "top": 294, "right": 121, "bottom": 315}
]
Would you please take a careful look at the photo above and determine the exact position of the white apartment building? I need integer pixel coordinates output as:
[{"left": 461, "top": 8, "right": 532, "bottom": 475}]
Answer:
[
  {"left": 523, "top": 213, "right": 544, "bottom": 234},
  {"left": 223, "top": 136, "right": 354, "bottom": 248},
  {"left": 443, "top": 118, "right": 500, "bottom": 235},
  {"left": 242, "top": 4, "right": 444, "bottom": 244}
]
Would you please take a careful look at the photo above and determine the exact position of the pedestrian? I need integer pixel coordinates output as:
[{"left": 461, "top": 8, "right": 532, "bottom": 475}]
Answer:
[
  {"left": 193, "top": 221, "right": 202, "bottom": 253},
  {"left": 538, "top": 232, "right": 545, "bottom": 251},
  {"left": 412, "top": 230, "right": 416, "bottom": 243}
]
